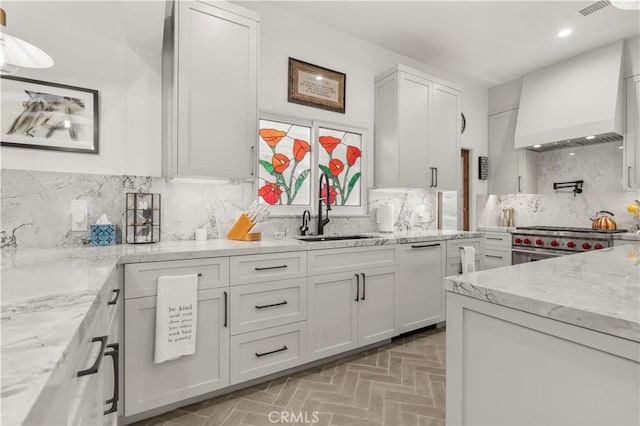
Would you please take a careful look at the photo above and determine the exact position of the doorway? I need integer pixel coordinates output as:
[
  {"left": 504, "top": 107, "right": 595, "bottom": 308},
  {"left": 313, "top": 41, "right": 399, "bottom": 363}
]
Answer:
[{"left": 461, "top": 149, "right": 470, "bottom": 231}]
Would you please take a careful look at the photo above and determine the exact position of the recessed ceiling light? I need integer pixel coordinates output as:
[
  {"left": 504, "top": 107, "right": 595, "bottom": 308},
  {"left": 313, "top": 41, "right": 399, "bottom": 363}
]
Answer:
[
  {"left": 585, "top": 135, "right": 596, "bottom": 140},
  {"left": 569, "top": 152, "right": 576, "bottom": 156},
  {"left": 533, "top": 144, "right": 542, "bottom": 148},
  {"left": 557, "top": 28, "right": 573, "bottom": 38}
]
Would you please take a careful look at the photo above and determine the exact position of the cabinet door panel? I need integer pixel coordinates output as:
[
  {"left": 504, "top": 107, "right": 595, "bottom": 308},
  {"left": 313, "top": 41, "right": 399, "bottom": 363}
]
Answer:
[
  {"left": 177, "top": 1, "right": 257, "bottom": 178},
  {"left": 308, "top": 273, "right": 358, "bottom": 361},
  {"left": 398, "top": 73, "right": 431, "bottom": 187},
  {"left": 124, "top": 288, "right": 229, "bottom": 415},
  {"left": 358, "top": 267, "right": 399, "bottom": 346},
  {"left": 400, "top": 243, "right": 444, "bottom": 332},
  {"left": 430, "top": 84, "right": 460, "bottom": 190},
  {"left": 624, "top": 75, "right": 640, "bottom": 190}
]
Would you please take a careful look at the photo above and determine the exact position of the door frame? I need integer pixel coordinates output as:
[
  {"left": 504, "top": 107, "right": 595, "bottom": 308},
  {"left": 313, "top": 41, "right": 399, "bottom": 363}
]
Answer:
[{"left": 461, "top": 149, "right": 470, "bottom": 231}]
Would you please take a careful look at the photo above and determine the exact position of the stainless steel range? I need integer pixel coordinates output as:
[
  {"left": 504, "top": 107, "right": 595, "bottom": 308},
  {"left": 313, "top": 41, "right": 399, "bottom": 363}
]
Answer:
[{"left": 511, "top": 226, "right": 627, "bottom": 264}]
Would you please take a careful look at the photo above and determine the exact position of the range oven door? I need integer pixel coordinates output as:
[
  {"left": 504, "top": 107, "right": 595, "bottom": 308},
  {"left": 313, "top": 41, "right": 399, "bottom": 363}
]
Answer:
[{"left": 512, "top": 247, "right": 567, "bottom": 264}]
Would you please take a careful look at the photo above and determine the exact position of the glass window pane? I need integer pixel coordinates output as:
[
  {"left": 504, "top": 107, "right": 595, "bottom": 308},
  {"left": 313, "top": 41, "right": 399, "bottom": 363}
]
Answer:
[
  {"left": 318, "top": 127, "right": 362, "bottom": 206},
  {"left": 258, "top": 119, "right": 312, "bottom": 206}
]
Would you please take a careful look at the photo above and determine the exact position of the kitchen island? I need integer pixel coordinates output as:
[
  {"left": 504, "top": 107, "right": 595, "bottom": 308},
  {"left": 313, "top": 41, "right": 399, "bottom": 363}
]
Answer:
[{"left": 444, "top": 244, "right": 640, "bottom": 425}]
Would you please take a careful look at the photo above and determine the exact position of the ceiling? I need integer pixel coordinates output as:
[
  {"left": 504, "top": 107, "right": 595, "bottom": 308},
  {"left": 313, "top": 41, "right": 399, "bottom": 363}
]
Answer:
[{"left": 267, "top": 1, "right": 640, "bottom": 87}]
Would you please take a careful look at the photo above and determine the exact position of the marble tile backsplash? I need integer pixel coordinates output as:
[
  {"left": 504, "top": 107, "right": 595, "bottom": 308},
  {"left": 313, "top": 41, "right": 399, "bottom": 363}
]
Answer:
[
  {"left": 0, "top": 169, "right": 437, "bottom": 249},
  {"left": 477, "top": 142, "right": 640, "bottom": 231}
]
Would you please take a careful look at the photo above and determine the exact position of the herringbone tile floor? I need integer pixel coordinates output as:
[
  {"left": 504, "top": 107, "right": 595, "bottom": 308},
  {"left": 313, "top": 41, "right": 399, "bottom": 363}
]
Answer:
[{"left": 133, "top": 327, "right": 446, "bottom": 426}]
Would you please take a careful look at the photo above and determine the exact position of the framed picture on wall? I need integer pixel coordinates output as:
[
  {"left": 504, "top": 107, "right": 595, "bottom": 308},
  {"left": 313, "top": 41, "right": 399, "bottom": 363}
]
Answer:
[
  {"left": 288, "top": 58, "right": 346, "bottom": 113},
  {"left": 1, "top": 75, "right": 99, "bottom": 154}
]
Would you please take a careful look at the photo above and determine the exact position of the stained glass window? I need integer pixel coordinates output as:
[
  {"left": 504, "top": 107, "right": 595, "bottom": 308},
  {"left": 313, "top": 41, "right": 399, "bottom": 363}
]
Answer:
[
  {"left": 318, "top": 127, "right": 362, "bottom": 206},
  {"left": 258, "top": 119, "right": 312, "bottom": 206}
]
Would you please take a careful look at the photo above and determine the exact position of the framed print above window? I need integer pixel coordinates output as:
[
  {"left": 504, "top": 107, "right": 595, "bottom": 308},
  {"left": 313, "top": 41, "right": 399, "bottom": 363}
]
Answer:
[
  {"left": 1, "top": 75, "right": 99, "bottom": 154},
  {"left": 288, "top": 58, "right": 346, "bottom": 114}
]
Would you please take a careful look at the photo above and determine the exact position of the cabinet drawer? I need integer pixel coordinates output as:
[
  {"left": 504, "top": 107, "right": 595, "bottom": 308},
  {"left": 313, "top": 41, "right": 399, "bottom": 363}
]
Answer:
[
  {"left": 230, "top": 252, "right": 306, "bottom": 285},
  {"left": 230, "top": 278, "right": 307, "bottom": 335},
  {"left": 482, "top": 249, "right": 512, "bottom": 269},
  {"left": 308, "top": 246, "right": 398, "bottom": 276},
  {"left": 230, "top": 322, "right": 307, "bottom": 385},
  {"left": 483, "top": 232, "right": 511, "bottom": 251},
  {"left": 124, "top": 258, "right": 229, "bottom": 299},
  {"left": 447, "top": 238, "right": 482, "bottom": 260}
]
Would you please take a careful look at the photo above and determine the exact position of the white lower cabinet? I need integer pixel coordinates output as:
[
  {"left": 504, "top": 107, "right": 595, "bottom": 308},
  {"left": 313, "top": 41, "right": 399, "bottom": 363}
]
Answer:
[
  {"left": 124, "top": 288, "right": 229, "bottom": 416},
  {"left": 482, "top": 232, "right": 512, "bottom": 269},
  {"left": 230, "top": 321, "right": 307, "bottom": 384},
  {"left": 308, "top": 266, "right": 399, "bottom": 361},
  {"left": 34, "top": 269, "right": 121, "bottom": 426},
  {"left": 308, "top": 272, "right": 360, "bottom": 360},
  {"left": 399, "top": 242, "right": 445, "bottom": 333},
  {"left": 446, "top": 238, "right": 483, "bottom": 275}
]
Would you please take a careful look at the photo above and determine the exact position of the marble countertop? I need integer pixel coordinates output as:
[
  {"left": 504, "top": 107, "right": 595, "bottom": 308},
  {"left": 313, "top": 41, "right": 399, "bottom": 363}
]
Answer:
[
  {"left": 1, "top": 229, "right": 480, "bottom": 425},
  {"left": 614, "top": 232, "right": 640, "bottom": 241},
  {"left": 445, "top": 245, "right": 640, "bottom": 343},
  {"left": 477, "top": 226, "right": 516, "bottom": 232}
]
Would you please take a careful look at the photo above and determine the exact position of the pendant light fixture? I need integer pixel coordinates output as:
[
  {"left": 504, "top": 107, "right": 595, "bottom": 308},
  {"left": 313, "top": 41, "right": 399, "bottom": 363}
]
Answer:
[{"left": 0, "top": 8, "right": 54, "bottom": 74}]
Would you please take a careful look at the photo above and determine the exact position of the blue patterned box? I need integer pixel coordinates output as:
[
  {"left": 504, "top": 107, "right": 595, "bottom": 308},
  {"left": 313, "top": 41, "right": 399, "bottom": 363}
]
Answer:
[{"left": 90, "top": 224, "right": 116, "bottom": 246}]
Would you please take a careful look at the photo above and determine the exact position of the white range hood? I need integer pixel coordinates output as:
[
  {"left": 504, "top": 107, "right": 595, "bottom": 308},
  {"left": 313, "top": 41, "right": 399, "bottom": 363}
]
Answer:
[{"left": 515, "top": 40, "right": 624, "bottom": 151}]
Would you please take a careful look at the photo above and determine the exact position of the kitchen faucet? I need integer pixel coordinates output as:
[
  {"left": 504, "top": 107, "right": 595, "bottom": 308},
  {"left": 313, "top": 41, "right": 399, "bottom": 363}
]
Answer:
[
  {"left": 299, "top": 210, "right": 311, "bottom": 236},
  {"left": 317, "top": 172, "right": 332, "bottom": 235}
]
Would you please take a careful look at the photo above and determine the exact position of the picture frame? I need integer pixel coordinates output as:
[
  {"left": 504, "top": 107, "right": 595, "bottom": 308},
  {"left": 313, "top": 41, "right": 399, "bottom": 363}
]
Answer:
[
  {"left": 479, "top": 156, "right": 489, "bottom": 180},
  {"left": 288, "top": 58, "right": 346, "bottom": 114},
  {"left": 1, "top": 75, "right": 99, "bottom": 154}
]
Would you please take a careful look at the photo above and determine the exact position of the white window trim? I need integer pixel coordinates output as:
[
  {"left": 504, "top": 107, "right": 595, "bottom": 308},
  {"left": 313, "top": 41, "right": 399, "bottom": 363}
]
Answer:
[{"left": 256, "top": 112, "right": 370, "bottom": 217}]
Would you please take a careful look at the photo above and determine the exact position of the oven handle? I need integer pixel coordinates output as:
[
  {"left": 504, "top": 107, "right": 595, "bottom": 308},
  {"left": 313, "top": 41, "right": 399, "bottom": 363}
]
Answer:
[{"left": 511, "top": 247, "right": 567, "bottom": 257}]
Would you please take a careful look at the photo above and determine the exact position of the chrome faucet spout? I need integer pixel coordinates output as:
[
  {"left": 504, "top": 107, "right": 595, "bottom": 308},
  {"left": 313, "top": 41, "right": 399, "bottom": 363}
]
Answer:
[{"left": 318, "top": 173, "right": 331, "bottom": 235}]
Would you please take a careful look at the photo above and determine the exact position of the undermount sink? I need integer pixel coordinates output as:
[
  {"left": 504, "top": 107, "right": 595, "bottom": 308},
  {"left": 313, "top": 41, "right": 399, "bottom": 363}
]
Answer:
[{"left": 296, "top": 235, "right": 374, "bottom": 242}]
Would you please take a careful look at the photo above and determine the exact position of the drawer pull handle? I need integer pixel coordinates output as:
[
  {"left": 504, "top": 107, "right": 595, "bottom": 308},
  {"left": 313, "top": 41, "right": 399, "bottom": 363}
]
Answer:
[
  {"left": 485, "top": 254, "right": 503, "bottom": 259},
  {"left": 108, "top": 289, "right": 120, "bottom": 305},
  {"left": 104, "top": 343, "right": 119, "bottom": 415},
  {"left": 355, "top": 273, "right": 360, "bottom": 302},
  {"left": 197, "top": 273, "right": 202, "bottom": 277},
  {"left": 411, "top": 243, "right": 440, "bottom": 249},
  {"left": 256, "top": 345, "right": 288, "bottom": 358},
  {"left": 361, "top": 273, "right": 366, "bottom": 301},
  {"left": 485, "top": 237, "right": 504, "bottom": 241},
  {"left": 223, "top": 291, "right": 228, "bottom": 328},
  {"left": 254, "top": 265, "right": 288, "bottom": 271},
  {"left": 77, "top": 336, "right": 108, "bottom": 377},
  {"left": 255, "top": 301, "right": 288, "bottom": 309}
]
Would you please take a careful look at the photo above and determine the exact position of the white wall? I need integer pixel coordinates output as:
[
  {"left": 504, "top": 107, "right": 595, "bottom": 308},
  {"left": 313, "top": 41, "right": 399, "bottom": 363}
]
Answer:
[
  {"left": 0, "top": 1, "right": 164, "bottom": 176},
  {"left": 242, "top": 1, "right": 489, "bottom": 230}
]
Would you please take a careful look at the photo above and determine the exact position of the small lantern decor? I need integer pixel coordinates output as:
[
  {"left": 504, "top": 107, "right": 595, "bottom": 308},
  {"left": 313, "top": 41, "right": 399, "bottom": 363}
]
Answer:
[{"left": 126, "top": 193, "right": 161, "bottom": 244}]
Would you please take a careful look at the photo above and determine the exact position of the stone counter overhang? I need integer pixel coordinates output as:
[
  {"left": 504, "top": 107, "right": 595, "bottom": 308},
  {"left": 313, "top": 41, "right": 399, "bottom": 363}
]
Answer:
[
  {"left": 1, "top": 230, "right": 481, "bottom": 425},
  {"left": 445, "top": 244, "right": 640, "bottom": 344}
]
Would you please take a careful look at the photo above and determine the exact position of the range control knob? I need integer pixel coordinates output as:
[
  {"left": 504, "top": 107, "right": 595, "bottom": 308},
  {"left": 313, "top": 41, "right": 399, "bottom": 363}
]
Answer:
[
  {"left": 550, "top": 240, "right": 559, "bottom": 247},
  {"left": 594, "top": 243, "right": 604, "bottom": 250},
  {"left": 535, "top": 239, "right": 543, "bottom": 246},
  {"left": 523, "top": 238, "right": 531, "bottom": 245},
  {"left": 514, "top": 238, "right": 522, "bottom": 244},
  {"left": 582, "top": 242, "right": 592, "bottom": 250},
  {"left": 567, "top": 241, "right": 576, "bottom": 248}
]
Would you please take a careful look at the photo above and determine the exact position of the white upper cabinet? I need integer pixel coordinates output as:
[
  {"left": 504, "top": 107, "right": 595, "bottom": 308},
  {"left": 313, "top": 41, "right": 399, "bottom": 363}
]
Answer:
[
  {"left": 488, "top": 109, "right": 538, "bottom": 194},
  {"left": 624, "top": 75, "right": 640, "bottom": 190},
  {"left": 374, "top": 66, "right": 461, "bottom": 190},
  {"left": 165, "top": 1, "right": 259, "bottom": 179}
]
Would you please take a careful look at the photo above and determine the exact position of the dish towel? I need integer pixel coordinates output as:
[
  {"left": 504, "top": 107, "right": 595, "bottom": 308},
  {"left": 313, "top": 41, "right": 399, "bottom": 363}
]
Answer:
[
  {"left": 154, "top": 274, "right": 198, "bottom": 363},
  {"left": 460, "top": 246, "right": 476, "bottom": 274}
]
